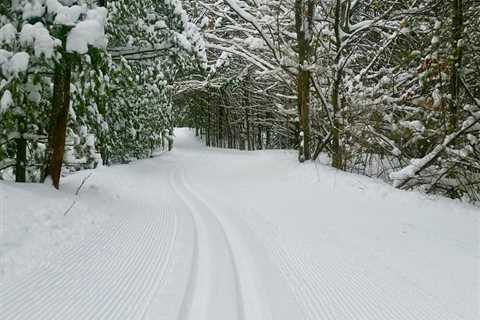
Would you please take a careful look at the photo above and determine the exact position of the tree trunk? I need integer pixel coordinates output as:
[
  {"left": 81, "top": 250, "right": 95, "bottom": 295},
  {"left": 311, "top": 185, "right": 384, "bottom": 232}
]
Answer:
[
  {"left": 168, "top": 128, "right": 174, "bottom": 151},
  {"left": 245, "top": 108, "right": 251, "bottom": 150},
  {"left": 331, "top": 79, "right": 343, "bottom": 169},
  {"left": 206, "top": 105, "right": 211, "bottom": 146},
  {"left": 448, "top": 0, "right": 464, "bottom": 132},
  {"left": 48, "top": 58, "right": 72, "bottom": 189},
  {"left": 257, "top": 127, "right": 263, "bottom": 150},
  {"left": 15, "top": 135, "right": 26, "bottom": 183},
  {"left": 295, "top": 0, "right": 314, "bottom": 162},
  {"left": 11, "top": 81, "right": 27, "bottom": 182},
  {"left": 266, "top": 112, "right": 271, "bottom": 149},
  {"left": 331, "top": 0, "right": 344, "bottom": 170},
  {"left": 266, "top": 127, "right": 271, "bottom": 149}
]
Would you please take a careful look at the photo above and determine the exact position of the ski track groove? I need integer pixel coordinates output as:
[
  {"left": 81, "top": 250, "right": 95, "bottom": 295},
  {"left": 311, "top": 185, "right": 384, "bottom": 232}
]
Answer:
[
  {"left": 1, "top": 192, "right": 179, "bottom": 319},
  {"left": 1, "top": 216, "right": 127, "bottom": 317},
  {"left": 179, "top": 166, "right": 246, "bottom": 320},
  {"left": 169, "top": 165, "right": 245, "bottom": 320},
  {"left": 138, "top": 208, "right": 179, "bottom": 320},
  {"left": 51, "top": 216, "right": 148, "bottom": 319},
  {"left": 86, "top": 218, "right": 164, "bottom": 319},
  {"left": 168, "top": 167, "right": 201, "bottom": 320},
  {"left": 186, "top": 175, "right": 466, "bottom": 320},
  {"left": 258, "top": 218, "right": 421, "bottom": 320},
  {"left": 235, "top": 206, "right": 464, "bottom": 320},
  {"left": 94, "top": 218, "right": 167, "bottom": 318}
]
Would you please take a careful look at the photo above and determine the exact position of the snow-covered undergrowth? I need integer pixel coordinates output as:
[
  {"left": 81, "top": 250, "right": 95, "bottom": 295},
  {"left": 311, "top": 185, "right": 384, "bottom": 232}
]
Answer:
[{"left": 0, "top": 171, "right": 113, "bottom": 283}]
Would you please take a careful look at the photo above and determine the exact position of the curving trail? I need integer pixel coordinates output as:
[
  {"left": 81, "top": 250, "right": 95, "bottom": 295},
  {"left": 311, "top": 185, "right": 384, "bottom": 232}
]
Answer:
[
  {"left": 1, "top": 128, "right": 476, "bottom": 320},
  {"left": 171, "top": 165, "right": 243, "bottom": 320}
]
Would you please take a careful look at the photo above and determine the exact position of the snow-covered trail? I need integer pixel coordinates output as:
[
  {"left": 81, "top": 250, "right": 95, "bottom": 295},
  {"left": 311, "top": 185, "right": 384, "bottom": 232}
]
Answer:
[
  {"left": 1, "top": 130, "right": 300, "bottom": 320},
  {"left": 1, "top": 128, "right": 478, "bottom": 320}
]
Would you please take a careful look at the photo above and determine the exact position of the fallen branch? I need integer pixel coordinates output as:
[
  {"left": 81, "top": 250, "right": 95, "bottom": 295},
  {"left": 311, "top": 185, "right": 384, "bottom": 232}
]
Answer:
[
  {"left": 63, "top": 200, "right": 77, "bottom": 216},
  {"left": 76, "top": 173, "right": 93, "bottom": 196},
  {"left": 64, "top": 173, "right": 93, "bottom": 216}
]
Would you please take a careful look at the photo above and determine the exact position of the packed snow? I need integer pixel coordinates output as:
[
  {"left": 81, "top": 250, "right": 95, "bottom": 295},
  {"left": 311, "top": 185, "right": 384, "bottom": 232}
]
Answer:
[{"left": 0, "top": 128, "right": 478, "bottom": 319}]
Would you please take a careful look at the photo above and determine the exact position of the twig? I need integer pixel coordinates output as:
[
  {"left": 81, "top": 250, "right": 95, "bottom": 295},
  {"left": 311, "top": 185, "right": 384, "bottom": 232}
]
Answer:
[
  {"left": 76, "top": 173, "right": 93, "bottom": 196},
  {"left": 312, "top": 132, "right": 332, "bottom": 161},
  {"left": 64, "top": 173, "right": 93, "bottom": 216},
  {"left": 63, "top": 200, "right": 77, "bottom": 216}
]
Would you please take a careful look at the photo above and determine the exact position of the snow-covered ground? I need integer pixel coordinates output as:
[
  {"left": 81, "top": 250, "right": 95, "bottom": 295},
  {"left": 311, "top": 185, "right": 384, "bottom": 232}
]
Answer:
[{"left": 1, "top": 128, "right": 478, "bottom": 319}]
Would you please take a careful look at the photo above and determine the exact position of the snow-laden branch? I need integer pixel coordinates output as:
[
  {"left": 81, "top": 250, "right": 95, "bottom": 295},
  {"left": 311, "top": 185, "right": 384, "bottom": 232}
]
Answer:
[
  {"left": 224, "top": 0, "right": 279, "bottom": 63},
  {"left": 205, "top": 33, "right": 275, "bottom": 70},
  {"left": 391, "top": 110, "right": 480, "bottom": 189},
  {"left": 205, "top": 43, "right": 273, "bottom": 72}
]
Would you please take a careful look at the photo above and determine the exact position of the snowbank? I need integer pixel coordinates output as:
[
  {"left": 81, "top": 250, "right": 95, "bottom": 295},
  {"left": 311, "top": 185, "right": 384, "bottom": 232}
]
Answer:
[{"left": 0, "top": 171, "right": 112, "bottom": 283}]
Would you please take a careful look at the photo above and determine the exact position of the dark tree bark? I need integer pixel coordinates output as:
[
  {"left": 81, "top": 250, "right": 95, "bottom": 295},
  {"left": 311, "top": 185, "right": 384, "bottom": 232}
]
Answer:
[
  {"left": 206, "top": 105, "right": 211, "bottom": 146},
  {"left": 294, "top": 0, "right": 314, "bottom": 162},
  {"left": 266, "top": 124, "right": 271, "bottom": 149},
  {"left": 10, "top": 81, "right": 27, "bottom": 183},
  {"left": 331, "top": 0, "right": 344, "bottom": 170},
  {"left": 168, "top": 128, "right": 174, "bottom": 151},
  {"left": 15, "top": 135, "right": 26, "bottom": 183},
  {"left": 257, "top": 126, "right": 263, "bottom": 150},
  {"left": 245, "top": 108, "right": 252, "bottom": 150},
  {"left": 448, "top": 0, "right": 465, "bottom": 132},
  {"left": 48, "top": 57, "right": 72, "bottom": 189}
]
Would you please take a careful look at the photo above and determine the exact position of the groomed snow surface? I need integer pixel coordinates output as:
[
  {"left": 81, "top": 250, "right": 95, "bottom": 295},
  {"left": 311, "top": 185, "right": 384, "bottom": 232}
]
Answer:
[{"left": 1, "top": 128, "right": 478, "bottom": 320}]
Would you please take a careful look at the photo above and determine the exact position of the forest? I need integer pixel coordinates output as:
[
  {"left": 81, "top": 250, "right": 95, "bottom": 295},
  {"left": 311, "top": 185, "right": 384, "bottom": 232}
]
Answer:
[
  {"left": 1, "top": 1, "right": 479, "bottom": 319},
  {"left": 1, "top": 0, "right": 479, "bottom": 201}
]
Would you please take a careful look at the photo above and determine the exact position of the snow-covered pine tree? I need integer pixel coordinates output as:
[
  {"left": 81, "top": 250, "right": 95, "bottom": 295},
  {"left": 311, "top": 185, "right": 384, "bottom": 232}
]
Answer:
[
  {"left": 103, "top": 0, "right": 206, "bottom": 163},
  {"left": 1, "top": 0, "right": 60, "bottom": 182},
  {"left": 1, "top": 0, "right": 207, "bottom": 188}
]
